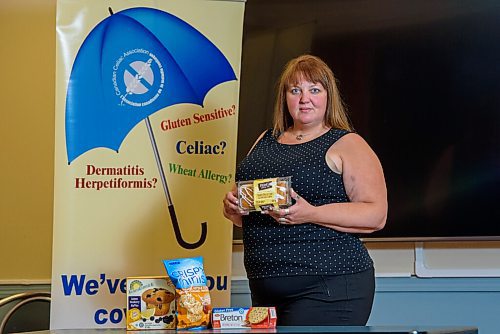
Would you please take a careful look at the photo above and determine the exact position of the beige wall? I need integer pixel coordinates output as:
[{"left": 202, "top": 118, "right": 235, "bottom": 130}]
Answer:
[
  {"left": 1, "top": 0, "right": 500, "bottom": 285},
  {"left": 0, "top": 0, "right": 56, "bottom": 283}
]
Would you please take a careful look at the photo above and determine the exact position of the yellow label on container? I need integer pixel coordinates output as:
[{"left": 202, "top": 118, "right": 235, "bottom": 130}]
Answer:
[{"left": 253, "top": 178, "right": 279, "bottom": 211}]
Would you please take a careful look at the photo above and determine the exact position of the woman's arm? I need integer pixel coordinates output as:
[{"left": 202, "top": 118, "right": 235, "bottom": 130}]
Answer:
[
  {"left": 222, "top": 130, "right": 268, "bottom": 227},
  {"left": 270, "top": 133, "right": 387, "bottom": 233},
  {"left": 222, "top": 184, "right": 244, "bottom": 227},
  {"left": 320, "top": 132, "right": 387, "bottom": 232}
]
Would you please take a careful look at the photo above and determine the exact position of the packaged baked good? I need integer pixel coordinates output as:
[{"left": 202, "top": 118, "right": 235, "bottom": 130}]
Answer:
[
  {"left": 237, "top": 176, "right": 292, "bottom": 212},
  {"left": 163, "top": 257, "right": 211, "bottom": 330},
  {"left": 211, "top": 307, "right": 277, "bottom": 329},
  {"left": 126, "top": 276, "right": 176, "bottom": 330}
]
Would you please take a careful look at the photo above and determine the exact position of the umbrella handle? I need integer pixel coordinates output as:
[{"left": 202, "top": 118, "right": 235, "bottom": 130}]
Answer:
[
  {"left": 144, "top": 117, "right": 207, "bottom": 249},
  {"left": 168, "top": 204, "right": 207, "bottom": 249}
]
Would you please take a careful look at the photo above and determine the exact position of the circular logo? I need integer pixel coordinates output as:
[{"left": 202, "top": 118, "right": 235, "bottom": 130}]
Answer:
[
  {"left": 112, "top": 48, "right": 165, "bottom": 107},
  {"left": 129, "top": 279, "right": 143, "bottom": 293}
]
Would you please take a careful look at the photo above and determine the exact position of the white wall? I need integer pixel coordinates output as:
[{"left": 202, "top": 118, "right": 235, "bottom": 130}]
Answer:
[{"left": 232, "top": 241, "right": 500, "bottom": 278}]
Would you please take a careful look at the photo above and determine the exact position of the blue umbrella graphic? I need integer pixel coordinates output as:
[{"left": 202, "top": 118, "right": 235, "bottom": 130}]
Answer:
[{"left": 65, "top": 7, "right": 237, "bottom": 249}]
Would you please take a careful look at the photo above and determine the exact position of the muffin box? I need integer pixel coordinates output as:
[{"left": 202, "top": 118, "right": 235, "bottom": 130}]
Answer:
[
  {"left": 212, "top": 307, "right": 277, "bottom": 329},
  {"left": 237, "top": 176, "right": 292, "bottom": 212},
  {"left": 126, "top": 276, "right": 176, "bottom": 330}
]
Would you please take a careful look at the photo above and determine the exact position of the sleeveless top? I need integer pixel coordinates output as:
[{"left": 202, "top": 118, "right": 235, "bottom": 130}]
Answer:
[{"left": 236, "top": 128, "right": 373, "bottom": 279}]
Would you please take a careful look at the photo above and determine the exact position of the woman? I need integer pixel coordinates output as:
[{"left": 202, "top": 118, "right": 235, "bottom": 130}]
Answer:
[{"left": 223, "top": 54, "right": 387, "bottom": 325}]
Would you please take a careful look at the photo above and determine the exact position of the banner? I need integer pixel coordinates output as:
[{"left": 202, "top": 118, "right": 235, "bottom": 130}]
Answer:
[{"left": 52, "top": 0, "right": 245, "bottom": 329}]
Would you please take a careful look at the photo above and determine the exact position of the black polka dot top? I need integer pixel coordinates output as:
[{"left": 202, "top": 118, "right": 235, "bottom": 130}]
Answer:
[{"left": 236, "top": 128, "right": 373, "bottom": 279}]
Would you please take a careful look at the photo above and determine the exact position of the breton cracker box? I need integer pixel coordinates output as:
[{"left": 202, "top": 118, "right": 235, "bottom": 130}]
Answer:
[
  {"left": 237, "top": 176, "right": 292, "bottom": 212},
  {"left": 211, "top": 307, "right": 277, "bottom": 329},
  {"left": 126, "top": 276, "right": 176, "bottom": 330}
]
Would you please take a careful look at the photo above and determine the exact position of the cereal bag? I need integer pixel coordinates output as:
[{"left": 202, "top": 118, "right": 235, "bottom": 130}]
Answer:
[{"left": 163, "top": 257, "right": 212, "bottom": 329}]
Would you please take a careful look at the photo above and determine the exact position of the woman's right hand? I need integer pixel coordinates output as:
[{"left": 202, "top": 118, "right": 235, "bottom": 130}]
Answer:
[{"left": 222, "top": 186, "right": 246, "bottom": 227}]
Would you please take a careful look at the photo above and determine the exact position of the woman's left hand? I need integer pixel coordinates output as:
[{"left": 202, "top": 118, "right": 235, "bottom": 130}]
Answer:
[{"left": 266, "top": 188, "right": 312, "bottom": 225}]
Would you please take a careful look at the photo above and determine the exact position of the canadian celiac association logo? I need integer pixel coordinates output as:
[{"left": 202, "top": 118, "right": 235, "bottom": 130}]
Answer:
[{"left": 112, "top": 48, "right": 165, "bottom": 107}]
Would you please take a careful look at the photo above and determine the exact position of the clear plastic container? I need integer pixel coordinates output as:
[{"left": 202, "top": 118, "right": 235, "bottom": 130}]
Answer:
[{"left": 237, "top": 176, "right": 292, "bottom": 212}]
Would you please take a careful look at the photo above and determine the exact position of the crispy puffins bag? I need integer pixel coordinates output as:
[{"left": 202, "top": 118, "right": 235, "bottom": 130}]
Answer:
[{"left": 163, "top": 257, "right": 212, "bottom": 330}]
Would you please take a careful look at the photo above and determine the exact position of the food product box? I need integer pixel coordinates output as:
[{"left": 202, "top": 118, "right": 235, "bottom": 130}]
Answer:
[
  {"left": 237, "top": 176, "right": 292, "bottom": 212},
  {"left": 126, "top": 276, "right": 176, "bottom": 330},
  {"left": 211, "top": 307, "right": 277, "bottom": 329}
]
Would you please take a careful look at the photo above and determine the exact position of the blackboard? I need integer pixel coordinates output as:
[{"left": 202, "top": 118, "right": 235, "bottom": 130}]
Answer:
[{"left": 234, "top": 0, "right": 500, "bottom": 241}]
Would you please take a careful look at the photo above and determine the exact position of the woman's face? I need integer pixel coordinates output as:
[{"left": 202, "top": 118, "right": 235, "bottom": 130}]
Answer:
[{"left": 286, "top": 77, "right": 327, "bottom": 127}]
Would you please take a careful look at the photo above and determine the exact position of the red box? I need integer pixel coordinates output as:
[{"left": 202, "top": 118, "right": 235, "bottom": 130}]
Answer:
[{"left": 212, "top": 307, "right": 277, "bottom": 329}]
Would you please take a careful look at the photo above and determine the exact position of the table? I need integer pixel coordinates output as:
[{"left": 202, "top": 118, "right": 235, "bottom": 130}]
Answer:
[{"left": 26, "top": 326, "right": 478, "bottom": 334}]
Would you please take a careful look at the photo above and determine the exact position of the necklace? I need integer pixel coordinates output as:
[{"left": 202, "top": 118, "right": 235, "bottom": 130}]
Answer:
[
  {"left": 292, "top": 126, "right": 329, "bottom": 141},
  {"left": 293, "top": 131, "right": 316, "bottom": 141}
]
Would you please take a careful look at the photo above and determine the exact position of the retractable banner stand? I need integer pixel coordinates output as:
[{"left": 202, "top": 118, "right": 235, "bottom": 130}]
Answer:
[{"left": 52, "top": 0, "right": 245, "bottom": 329}]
